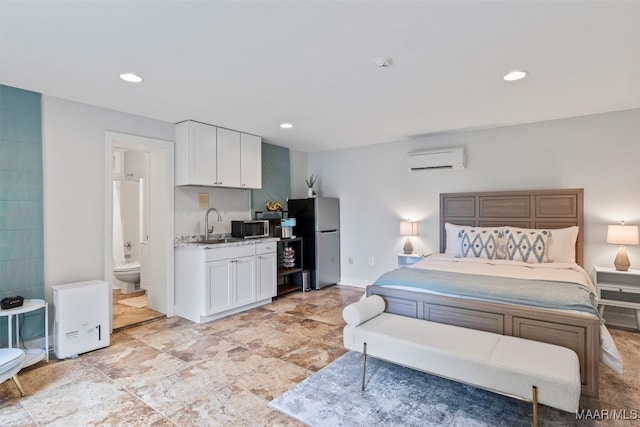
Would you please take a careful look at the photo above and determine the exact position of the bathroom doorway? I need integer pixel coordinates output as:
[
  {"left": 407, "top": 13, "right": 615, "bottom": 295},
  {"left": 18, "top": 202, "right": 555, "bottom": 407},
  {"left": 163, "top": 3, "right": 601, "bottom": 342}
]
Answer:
[
  {"left": 112, "top": 152, "right": 163, "bottom": 329},
  {"left": 104, "top": 132, "right": 175, "bottom": 332}
]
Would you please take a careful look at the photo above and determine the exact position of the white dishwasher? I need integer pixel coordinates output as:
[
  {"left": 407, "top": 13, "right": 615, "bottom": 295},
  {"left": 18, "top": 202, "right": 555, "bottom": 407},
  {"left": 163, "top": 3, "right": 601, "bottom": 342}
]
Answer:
[{"left": 52, "top": 280, "right": 110, "bottom": 359}]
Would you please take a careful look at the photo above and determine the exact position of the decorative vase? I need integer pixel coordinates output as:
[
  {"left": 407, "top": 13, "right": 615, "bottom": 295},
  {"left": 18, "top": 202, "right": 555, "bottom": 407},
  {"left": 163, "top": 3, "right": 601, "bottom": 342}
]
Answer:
[{"left": 307, "top": 187, "right": 313, "bottom": 198}]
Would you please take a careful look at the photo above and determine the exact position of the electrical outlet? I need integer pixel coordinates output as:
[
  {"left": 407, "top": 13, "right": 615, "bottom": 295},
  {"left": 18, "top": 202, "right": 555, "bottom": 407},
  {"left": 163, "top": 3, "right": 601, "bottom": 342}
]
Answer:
[
  {"left": 368, "top": 257, "right": 374, "bottom": 266},
  {"left": 348, "top": 257, "right": 353, "bottom": 265}
]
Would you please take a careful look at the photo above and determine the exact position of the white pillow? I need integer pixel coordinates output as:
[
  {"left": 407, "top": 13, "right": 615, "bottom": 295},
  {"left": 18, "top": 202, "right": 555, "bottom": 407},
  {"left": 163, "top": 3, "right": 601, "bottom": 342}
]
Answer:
[
  {"left": 342, "top": 295, "right": 385, "bottom": 326},
  {"left": 444, "top": 223, "right": 466, "bottom": 256},
  {"left": 547, "top": 226, "right": 579, "bottom": 263},
  {"left": 504, "top": 227, "right": 551, "bottom": 263}
]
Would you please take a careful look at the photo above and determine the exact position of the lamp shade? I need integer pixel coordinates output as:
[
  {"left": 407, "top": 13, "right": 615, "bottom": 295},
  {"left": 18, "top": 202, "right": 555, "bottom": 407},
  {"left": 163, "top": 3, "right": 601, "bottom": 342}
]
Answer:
[
  {"left": 607, "top": 225, "right": 639, "bottom": 245},
  {"left": 400, "top": 221, "right": 418, "bottom": 236}
]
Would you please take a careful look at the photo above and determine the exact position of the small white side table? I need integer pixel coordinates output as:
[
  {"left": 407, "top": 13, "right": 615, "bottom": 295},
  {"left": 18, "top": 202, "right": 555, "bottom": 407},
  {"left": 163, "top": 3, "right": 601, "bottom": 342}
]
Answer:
[
  {"left": 592, "top": 266, "right": 640, "bottom": 329},
  {"left": 0, "top": 299, "right": 49, "bottom": 368},
  {"left": 398, "top": 253, "right": 428, "bottom": 267}
]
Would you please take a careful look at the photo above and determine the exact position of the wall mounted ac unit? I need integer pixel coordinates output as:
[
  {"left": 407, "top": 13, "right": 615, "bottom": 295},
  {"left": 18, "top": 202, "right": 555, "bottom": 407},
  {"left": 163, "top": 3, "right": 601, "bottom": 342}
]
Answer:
[{"left": 407, "top": 146, "right": 466, "bottom": 171}]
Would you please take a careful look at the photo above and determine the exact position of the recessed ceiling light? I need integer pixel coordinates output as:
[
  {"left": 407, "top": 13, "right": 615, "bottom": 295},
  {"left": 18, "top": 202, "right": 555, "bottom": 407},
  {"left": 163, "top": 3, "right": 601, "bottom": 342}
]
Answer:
[
  {"left": 119, "top": 73, "right": 143, "bottom": 83},
  {"left": 280, "top": 123, "right": 293, "bottom": 129},
  {"left": 503, "top": 70, "right": 528, "bottom": 81}
]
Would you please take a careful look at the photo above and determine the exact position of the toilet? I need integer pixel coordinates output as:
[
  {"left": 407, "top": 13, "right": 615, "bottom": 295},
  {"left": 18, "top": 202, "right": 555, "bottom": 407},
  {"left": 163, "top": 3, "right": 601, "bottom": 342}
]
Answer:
[{"left": 113, "top": 261, "right": 141, "bottom": 294}]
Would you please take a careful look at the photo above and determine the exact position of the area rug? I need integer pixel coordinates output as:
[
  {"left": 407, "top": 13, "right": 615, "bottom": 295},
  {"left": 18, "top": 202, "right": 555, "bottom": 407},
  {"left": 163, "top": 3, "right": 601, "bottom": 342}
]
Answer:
[
  {"left": 270, "top": 351, "right": 579, "bottom": 426},
  {"left": 117, "top": 295, "right": 147, "bottom": 309}
]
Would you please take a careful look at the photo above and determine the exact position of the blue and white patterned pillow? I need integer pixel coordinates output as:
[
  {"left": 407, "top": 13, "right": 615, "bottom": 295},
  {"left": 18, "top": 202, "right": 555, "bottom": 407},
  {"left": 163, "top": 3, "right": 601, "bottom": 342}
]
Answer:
[
  {"left": 459, "top": 228, "right": 501, "bottom": 259},
  {"left": 504, "top": 227, "right": 551, "bottom": 263}
]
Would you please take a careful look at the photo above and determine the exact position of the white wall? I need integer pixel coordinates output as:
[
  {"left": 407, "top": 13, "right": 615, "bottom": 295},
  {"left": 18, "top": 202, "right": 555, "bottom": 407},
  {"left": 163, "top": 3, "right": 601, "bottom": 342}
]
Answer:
[
  {"left": 175, "top": 148, "right": 308, "bottom": 236},
  {"left": 310, "top": 109, "right": 640, "bottom": 287},
  {"left": 289, "top": 148, "right": 309, "bottom": 200},
  {"left": 39, "top": 94, "right": 640, "bottom": 298},
  {"left": 174, "top": 186, "right": 252, "bottom": 237},
  {"left": 41, "top": 96, "right": 174, "bottom": 299}
]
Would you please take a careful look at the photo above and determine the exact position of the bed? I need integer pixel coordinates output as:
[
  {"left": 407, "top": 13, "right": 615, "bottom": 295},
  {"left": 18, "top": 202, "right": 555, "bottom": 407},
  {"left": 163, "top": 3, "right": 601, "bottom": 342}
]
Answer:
[{"left": 366, "top": 188, "right": 622, "bottom": 403}]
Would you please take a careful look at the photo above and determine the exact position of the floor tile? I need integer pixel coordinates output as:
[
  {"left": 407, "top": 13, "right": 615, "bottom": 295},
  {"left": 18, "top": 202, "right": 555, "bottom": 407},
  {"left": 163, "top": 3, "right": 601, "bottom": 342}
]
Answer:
[
  {"left": 3, "top": 285, "right": 638, "bottom": 426},
  {"left": 280, "top": 341, "right": 347, "bottom": 372},
  {"left": 166, "top": 384, "right": 302, "bottom": 427},
  {"left": 0, "top": 401, "right": 36, "bottom": 426}
]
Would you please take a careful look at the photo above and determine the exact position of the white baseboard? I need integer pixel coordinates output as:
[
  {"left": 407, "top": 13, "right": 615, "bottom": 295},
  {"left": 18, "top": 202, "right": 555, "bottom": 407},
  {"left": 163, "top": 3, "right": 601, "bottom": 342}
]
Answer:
[{"left": 338, "top": 278, "right": 371, "bottom": 288}]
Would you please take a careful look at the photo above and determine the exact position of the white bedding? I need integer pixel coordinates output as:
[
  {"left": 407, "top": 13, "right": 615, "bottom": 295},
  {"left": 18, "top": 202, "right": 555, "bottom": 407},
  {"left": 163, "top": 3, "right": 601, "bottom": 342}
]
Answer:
[{"left": 395, "top": 254, "right": 623, "bottom": 374}]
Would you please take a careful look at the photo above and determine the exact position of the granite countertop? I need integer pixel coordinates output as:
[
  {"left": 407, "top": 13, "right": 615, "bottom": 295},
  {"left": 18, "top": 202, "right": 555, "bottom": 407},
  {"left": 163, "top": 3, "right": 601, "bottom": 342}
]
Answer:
[{"left": 175, "top": 234, "right": 280, "bottom": 249}]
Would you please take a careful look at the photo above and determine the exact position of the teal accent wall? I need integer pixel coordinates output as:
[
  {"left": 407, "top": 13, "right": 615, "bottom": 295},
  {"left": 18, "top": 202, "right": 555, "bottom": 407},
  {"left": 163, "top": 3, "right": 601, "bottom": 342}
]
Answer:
[
  {"left": 251, "top": 143, "right": 290, "bottom": 218},
  {"left": 0, "top": 85, "right": 45, "bottom": 346}
]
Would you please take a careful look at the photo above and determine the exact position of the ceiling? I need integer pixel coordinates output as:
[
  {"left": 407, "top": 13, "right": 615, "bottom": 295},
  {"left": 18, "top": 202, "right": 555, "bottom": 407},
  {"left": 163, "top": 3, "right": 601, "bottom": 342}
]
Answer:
[{"left": 1, "top": 1, "right": 639, "bottom": 153}]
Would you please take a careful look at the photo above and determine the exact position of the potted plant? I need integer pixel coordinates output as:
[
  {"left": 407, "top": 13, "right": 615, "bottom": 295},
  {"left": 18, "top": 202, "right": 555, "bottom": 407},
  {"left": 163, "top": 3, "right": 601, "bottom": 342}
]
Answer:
[{"left": 305, "top": 174, "right": 317, "bottom": 198}]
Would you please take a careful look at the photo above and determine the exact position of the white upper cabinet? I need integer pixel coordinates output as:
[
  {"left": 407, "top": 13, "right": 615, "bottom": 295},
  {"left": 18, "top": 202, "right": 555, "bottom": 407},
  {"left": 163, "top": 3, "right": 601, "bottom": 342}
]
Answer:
[
  {"left": 175, "top": 121, "right": 217, "bottom": 186},
  {"left": 175, "top": 120, "right": 261, "bottom": 189},
  {"left": 216, "top": 127, "right": 241, "bottom": 188},
  {"left": 240, "top": 133, "right": 262, "bottom": 189}
]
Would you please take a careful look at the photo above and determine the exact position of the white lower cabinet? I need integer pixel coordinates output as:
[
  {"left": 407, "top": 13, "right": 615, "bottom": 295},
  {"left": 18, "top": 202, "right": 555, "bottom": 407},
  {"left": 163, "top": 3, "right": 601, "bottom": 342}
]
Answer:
[
  {"left": 206, "top": 259, "right": 233, "bottom": 315},
  {"left": 176, "top": 241, "right": 277, "bottom": 323},
  {"left": 233, "top": 255, "right": 257, "bottom": 307},
  {"left": 256, "top": 242, "right": 277, "bottom": 300}
]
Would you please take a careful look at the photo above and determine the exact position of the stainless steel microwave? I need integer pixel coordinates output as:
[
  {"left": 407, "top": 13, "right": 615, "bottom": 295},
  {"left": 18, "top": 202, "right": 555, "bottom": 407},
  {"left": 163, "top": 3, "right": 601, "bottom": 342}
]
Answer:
[{"left": 231, "top": 220, "right": 269, "bottom": 239}]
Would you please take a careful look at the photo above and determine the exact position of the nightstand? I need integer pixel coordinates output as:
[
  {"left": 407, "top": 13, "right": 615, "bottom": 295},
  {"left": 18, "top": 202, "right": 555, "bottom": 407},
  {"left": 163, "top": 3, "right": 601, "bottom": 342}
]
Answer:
[
  {"left": 592, "top": 266, "right": 640, "bottom": 329},
  {"left": 398, "top": 253, "right": 427, "bottom": 267}
]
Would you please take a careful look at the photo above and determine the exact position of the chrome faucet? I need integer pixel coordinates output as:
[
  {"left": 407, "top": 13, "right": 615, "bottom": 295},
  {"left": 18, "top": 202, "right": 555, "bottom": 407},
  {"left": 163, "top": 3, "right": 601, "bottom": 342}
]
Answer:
[{"left": 204, "top": 207, "right": 222, "bottom": 240}]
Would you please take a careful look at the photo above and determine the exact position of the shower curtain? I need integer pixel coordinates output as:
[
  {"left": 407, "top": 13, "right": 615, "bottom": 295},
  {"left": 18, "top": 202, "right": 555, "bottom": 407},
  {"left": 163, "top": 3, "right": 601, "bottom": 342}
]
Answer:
[{"left": 113, "top": 181, "right": 125, "bottom": 267}]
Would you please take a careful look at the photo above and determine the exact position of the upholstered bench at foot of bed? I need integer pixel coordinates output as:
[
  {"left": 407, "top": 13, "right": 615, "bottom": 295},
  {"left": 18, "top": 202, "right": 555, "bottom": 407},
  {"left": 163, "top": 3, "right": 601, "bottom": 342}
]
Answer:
[{"left": 343, "top": 295, "right": 581, "bottom": 426}]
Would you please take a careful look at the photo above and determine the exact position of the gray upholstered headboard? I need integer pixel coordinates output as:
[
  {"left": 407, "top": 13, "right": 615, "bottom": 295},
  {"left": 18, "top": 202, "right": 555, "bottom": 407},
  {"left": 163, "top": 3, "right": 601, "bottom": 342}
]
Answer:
[{"left": 439, "top": 188, "right": 584, "bottom": 266}]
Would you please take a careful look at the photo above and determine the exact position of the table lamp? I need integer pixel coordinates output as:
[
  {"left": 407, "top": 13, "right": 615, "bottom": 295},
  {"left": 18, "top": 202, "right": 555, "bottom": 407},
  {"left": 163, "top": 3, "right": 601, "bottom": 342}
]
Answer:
[
  {"left": 607, "top": 222, "right": 639, "bottom": 271},
  {"left": 400, "top": 221, "right": 418, "bottom": 254}
]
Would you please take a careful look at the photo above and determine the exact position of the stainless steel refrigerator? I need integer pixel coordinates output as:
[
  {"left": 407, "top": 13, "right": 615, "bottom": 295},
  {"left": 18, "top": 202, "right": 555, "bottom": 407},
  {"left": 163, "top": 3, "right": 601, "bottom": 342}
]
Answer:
[{"left": 288, "top": 197, "right": 340, "bottom": 290}]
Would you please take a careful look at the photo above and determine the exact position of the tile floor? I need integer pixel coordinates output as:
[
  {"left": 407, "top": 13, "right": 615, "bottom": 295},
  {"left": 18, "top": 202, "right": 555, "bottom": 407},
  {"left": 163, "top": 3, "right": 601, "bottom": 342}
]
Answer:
[
  {"left": 1, "top": 285, "right": 638, "bottom": 426},
  {"left": 0, "top": 285, "right": 362, "bottom": 426}
]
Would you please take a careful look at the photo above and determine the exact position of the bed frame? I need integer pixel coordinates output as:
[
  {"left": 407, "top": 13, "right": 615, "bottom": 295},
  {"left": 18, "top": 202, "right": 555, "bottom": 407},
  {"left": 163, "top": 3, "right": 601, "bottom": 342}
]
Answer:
[{"left": 367, "top": 188, "right": 601, "bottom": 403}]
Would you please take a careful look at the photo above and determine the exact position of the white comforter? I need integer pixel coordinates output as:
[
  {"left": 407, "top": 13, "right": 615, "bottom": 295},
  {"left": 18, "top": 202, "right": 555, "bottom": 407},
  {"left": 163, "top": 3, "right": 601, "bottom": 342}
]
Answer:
[{"left": 401, "top": 254, "right": 623, "bottom": 374}]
